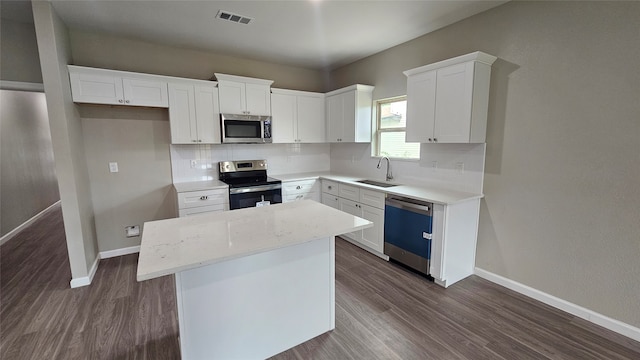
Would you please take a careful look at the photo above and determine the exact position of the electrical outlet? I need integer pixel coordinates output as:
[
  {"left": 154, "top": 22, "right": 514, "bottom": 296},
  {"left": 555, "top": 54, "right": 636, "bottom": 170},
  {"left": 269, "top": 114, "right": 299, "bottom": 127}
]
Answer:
[
  {"left": 125, "top": 225, "right": 140, "bottom": 238},
  {"left": 109, "top": 162, "right": 118, "bottom": 173},
  {"left": 455, "top": 162, "right": 465, "bottom": 174},
  {"left": 190, "top": 160, "right": 197, "bottom": 168}
]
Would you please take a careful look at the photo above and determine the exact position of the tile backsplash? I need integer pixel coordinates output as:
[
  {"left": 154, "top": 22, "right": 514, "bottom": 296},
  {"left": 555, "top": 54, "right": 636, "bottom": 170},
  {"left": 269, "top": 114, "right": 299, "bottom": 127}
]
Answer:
[{"left": 170, "top": 143, "right": 331, "bottom": 183}]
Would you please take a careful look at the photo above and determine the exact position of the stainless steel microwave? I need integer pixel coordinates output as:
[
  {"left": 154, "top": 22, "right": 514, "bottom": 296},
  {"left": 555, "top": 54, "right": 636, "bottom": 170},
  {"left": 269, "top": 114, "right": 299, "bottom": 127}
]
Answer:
[{"left": 221, "top": 113, "right": 272, "bottom": 144}]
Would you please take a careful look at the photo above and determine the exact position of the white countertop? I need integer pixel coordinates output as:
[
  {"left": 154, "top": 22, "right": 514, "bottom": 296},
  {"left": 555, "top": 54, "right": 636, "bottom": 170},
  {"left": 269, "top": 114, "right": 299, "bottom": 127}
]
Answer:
[
  {"left": 273, "top": 172, "right": 482, "bottom": 205},
  {"left": 136, "top": 200, "right": 372, "bottom": 281},
  {"left": 173, "top": 172, "right": 482, "bottom": 204},
  {"left": 173, "top": 179, "right": 228, "bottom": 193}
]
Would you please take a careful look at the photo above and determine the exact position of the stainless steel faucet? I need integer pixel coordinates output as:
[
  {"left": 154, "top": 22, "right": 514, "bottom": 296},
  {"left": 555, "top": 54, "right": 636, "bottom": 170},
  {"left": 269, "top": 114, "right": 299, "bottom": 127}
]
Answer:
[{"left": 377, "top": 156, "right": 393, "bottom": 181}]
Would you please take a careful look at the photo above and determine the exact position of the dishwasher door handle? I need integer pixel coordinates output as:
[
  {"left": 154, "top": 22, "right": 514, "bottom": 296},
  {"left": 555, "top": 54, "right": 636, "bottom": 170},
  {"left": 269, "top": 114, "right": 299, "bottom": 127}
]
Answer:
[{"left": 385, "top": 197, "right": 432, "bottom": 215}]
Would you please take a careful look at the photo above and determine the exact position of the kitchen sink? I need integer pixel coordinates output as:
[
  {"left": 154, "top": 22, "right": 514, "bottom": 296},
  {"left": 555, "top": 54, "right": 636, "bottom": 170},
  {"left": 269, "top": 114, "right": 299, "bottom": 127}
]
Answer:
[{"left": 355, "top": 179, "right": 399, "bottom": 188}]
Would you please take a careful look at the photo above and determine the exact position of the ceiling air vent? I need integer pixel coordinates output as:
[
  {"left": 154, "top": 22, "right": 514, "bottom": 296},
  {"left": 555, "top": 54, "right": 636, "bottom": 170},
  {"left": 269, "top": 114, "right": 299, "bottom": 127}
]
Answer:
[{"left": 216, "top": 10, "right": 253, "bottom": 25}]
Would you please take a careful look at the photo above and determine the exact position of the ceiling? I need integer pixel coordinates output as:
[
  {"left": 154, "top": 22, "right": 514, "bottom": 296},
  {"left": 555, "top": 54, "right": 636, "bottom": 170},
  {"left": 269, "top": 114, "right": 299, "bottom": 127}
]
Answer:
[{"left": 4, "top": 0, "right": 508, "bottom": 70}]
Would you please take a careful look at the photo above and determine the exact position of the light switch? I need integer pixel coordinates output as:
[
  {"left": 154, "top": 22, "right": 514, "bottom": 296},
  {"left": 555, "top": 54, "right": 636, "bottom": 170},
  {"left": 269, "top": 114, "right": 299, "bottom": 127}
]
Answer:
[{"left": 109, "top": 162, "right": 119, "bottom": 173}]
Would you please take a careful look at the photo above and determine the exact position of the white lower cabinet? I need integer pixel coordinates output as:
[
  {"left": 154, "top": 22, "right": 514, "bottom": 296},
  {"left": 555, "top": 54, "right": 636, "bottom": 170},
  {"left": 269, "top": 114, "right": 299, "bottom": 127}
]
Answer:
[
  {"left": 177, "top": 188, "right": 229, "bottom": 217},
  {"left": 282, "top": 179, "right": 320, "bottom": 203},
  {"left": 321, "top": 180, "right": 386, "bottom": 257}
]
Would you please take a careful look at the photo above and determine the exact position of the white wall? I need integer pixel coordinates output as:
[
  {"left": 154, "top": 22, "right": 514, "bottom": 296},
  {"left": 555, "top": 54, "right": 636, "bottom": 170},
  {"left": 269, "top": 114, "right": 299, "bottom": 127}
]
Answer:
[
  {"left": 171, "top": 143, "right": 330, "bottom": 183},
  {"left": 330, "top": 143, "right": 485, "bottom": 194}
]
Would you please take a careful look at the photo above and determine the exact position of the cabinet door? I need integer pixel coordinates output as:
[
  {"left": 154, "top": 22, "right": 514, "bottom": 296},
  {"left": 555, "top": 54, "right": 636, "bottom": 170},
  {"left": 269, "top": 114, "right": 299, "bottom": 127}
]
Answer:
[
  {"left": 195, "top": 85, "right": 221, "bottom": 144},
  {"left": 122, "top": 78, "right": 168, "bottom": 107},
  {"left": 341, "top": 91, "right": 357, "bottom": 142},
  {"left": 321, "top": 193, "right": 340, "bottom": 209},
  {"left": 297, "top": 95, "right": 325, "bottom": 143},
  {"left": 433, "top": 62, "right": 474, "bottom": 143},
  {"left": 271, "top": 93, "right": 296, "bottom": 143},
  {"left": 168, "top": 83, "right": 198, "bottom": 144},
  {"left": 218, "top": 82, "right": 246, "bottom": 114},
  {"left": 69, "top": 72, "right": 124, "bottom": 105},
  {"left": 326, "top": 94, "right": 343, "bottom": 142},
  {"left": 338, "top": 198, "right": 361, "bottom": 241},
  {"left": 405, "top": 70, "right": 436, "bottom": 142},
  {"left": 360, "top": 204, "right": 384, "bottom": 253},
  {"left": 245, "top": 83, "right": 271, "bottom": 115}
]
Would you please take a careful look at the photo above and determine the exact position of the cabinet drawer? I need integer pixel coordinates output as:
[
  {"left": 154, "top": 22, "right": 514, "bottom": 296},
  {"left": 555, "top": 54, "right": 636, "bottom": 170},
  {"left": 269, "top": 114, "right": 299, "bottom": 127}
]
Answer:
[
  {"left": 284, "top": 191, "right": 320, "bottom": 203},
  {"left": 322, "top": 180, "right": 339, "bottom": 196},
  {"left": 177, "top": 188, "right": 228, "bottom": 209},
  {"left": 360, "top": 189, "right": 386, "bottom": 209},
  {"left": 338, "top": 184, "right": 360, "bottom": 202},
  {"left": 178, "top": 204, "right": 227, "bottom": 217},
  {"left": 282, "top": 180, "right": 319, "bottom": 195}
]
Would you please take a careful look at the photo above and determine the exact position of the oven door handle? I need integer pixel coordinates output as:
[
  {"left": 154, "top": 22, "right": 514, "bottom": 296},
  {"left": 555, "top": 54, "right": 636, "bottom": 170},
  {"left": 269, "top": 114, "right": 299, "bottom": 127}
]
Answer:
[{"left": 229, "top": 184, "right": 282, "bottom": 194}]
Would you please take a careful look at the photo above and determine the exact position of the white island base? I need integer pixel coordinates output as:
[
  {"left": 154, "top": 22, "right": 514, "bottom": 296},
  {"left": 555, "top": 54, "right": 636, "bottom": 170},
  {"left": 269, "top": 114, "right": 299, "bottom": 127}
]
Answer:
[
  {"left": 175, "top": 236, "right": 335, "bottom": 359},
  {"left": 136, "top": 200, "right": 372, "bottom": 359}
]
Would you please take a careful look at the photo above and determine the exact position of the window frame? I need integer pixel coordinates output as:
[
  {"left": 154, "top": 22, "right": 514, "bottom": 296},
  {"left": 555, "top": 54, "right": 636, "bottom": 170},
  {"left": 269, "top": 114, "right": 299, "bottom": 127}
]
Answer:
[{"left": 374, "top": 95, "right": 419, "bottom": 160}]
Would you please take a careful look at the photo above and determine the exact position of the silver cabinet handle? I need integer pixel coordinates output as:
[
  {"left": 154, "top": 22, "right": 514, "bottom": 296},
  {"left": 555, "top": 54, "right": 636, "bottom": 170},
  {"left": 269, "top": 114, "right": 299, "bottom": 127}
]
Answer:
[
  {"left": 433, "top": 138, "right": 438, "bottom": 142},
  {"left": 118, "top": 99, "right": 124, "bottom": 103},
  {"left": 198, "top": 139, "right": 202, "bottom": 142},
  {"left": 125, "top": 100, "right": 130, "bottom": 104},
  {"left": 192, "top": 140, "right": 198, "bottom": 142},
  {"left": 327, "top": 186, "right": 333, "bottom": 190},
  {"left": 296, "top": 185, "right": 301, "bottom": 190},
  {"left": 200, "top": 196, "right": 208, "bottom": 200},
  {"left": 428, "top": 138, "right": 432, "bottom": 142}
]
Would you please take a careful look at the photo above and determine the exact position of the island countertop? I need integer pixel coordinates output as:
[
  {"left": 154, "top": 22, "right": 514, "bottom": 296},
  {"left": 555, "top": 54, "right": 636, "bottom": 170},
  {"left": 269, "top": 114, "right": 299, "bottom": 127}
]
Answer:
[{"left": 136, "top": 200, "right": 373, "bottom": 281}]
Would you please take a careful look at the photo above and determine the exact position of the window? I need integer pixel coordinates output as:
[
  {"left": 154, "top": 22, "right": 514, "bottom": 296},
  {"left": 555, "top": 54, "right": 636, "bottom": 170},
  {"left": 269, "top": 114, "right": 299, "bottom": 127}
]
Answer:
[{"left": 375, "top": 96, "right": 420, "bottom": 159}]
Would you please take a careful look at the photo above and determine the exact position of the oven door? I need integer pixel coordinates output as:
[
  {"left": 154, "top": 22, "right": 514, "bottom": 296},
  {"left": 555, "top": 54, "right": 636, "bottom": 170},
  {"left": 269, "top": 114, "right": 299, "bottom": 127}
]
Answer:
[{"left": 229, "top": 184, "right": 282, "bottom": 210}]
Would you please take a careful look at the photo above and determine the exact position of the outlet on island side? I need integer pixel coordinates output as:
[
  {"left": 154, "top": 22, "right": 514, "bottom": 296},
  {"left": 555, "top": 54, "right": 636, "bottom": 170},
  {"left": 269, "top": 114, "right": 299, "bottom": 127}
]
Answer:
[{"left": 125, "top": 225, "right": 140, "bottom": 238}]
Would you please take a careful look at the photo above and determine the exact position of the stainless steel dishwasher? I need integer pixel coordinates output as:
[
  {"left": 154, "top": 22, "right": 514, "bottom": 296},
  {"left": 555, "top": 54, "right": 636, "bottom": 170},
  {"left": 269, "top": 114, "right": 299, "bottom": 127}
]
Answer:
[{"left": 383, "top": 195, "right": 433, "bottom": 276}]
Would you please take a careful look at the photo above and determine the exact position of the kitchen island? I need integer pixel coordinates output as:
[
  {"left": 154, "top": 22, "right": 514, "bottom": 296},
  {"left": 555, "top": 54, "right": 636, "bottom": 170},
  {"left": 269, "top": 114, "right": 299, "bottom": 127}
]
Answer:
[{"left": 136, "top": 200, "right": 372, "bottom": 359}]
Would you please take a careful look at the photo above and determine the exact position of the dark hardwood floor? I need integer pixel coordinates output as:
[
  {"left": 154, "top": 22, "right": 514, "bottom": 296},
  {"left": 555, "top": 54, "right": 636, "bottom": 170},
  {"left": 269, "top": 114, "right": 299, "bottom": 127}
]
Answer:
[
  {"left": 2, "top": 204, "right": 639, "bottom": 359},
  {"left": 0, "top": 205, "right": 179, "bottom": 359}
]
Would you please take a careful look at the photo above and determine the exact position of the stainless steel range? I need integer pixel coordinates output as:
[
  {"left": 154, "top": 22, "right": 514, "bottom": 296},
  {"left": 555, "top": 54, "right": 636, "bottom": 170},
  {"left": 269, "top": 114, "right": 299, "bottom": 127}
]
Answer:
[{"left": 219, "top": 160, "right": 282, "bottom": 210}]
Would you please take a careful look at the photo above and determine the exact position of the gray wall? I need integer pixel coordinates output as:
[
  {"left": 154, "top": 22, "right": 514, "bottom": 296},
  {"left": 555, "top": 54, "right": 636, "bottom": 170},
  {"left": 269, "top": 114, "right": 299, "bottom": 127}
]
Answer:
[
  {"left": 80, "top": 106, "right": 176, "bottom": 252},
  {"left": 329, "top": 1, "right": 640, "bottom": 328},
  {"left": 0, "top": 13, "right": 43, "bottom": 83},
  {"left": 0, "top": 90, "right": 59, "bottom": 237},
  {"left": 32, "top": 2, "right": 98, "bottom": 280},
  {"left": 69, "top": 31, "right": 327, "bottom": 92},
  {"left": 0, "top": 6, "right": 59, "bottom": 238}
]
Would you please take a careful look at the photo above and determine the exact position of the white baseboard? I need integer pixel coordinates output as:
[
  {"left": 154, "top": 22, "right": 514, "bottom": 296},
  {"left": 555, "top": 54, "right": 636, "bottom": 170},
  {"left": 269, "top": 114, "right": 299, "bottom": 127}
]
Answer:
[
  {"left": 99, "top": 245, "right": 140, "bottom": 259},
  {"left": 70, "top": 255, "right": 100, "bottom": 288},
  {"left": 1, "top": 201, "right": 61, "bottom": 246},
  {"left": 474, "top": 267, "right": 640, "bottom": 342},
  {"left": 69, "top": 246, "right": 140, "bottom": 288}
]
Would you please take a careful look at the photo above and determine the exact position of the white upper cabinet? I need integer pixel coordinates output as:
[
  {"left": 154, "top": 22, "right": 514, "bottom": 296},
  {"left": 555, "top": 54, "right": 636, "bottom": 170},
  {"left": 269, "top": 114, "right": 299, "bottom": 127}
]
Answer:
[
  {"left": 68, "top": 65, "right": 168, "bottom": 107},
  {"left": 168, "top": 79, "right": 220, "bottom": 144},
  {"left": 215, "top": 73, "right": 273, "bottom": 116},
  {"left": 325, "top": 84, "right": 374, "bottom": 143},
  {"left": 271, "top": 88, "right": 325, "bottom": 143},
  {"left": 404, "top": 51, "right": 496, "bottom": 143}
]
